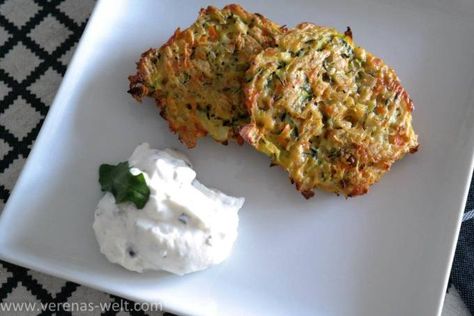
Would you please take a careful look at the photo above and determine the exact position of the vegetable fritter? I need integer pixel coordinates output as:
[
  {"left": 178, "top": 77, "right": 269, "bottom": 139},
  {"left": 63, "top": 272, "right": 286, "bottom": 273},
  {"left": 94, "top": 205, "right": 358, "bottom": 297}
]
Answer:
[
  {"left": 241, "top": 23, "right": 419, "bottom": 198},
  {"left": 128, "top": 4, "right": 285, "bottom": 148}
]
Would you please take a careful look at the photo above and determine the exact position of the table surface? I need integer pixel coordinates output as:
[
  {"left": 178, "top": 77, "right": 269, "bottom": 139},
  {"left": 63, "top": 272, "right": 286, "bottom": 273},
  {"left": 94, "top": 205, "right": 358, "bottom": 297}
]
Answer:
[{"left": 0, "top": 0, "right": 470, "bottom": 315}]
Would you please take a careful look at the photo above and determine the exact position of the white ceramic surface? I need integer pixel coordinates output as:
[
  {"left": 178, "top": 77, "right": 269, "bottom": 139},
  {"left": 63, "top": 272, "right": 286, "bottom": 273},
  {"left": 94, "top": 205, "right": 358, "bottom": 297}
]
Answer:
[{"left": 1, "top": 0, "right": 474, "bottom": 315}]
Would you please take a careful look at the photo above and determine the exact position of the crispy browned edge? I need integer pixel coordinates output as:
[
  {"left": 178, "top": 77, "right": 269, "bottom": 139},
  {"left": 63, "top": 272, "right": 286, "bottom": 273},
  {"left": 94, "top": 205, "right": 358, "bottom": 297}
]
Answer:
[
  {"left": 240, "top": 24, "right": 419, "bottom": 199},
  {"left": 127, "top": 4, "right": 284, "bottom": 148}
]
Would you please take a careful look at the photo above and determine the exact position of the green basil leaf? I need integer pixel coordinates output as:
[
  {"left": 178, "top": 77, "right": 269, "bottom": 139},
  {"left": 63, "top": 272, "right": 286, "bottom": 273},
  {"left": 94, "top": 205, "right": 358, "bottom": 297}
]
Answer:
[{"left": 99, "top": 162, "right": 150, "bottom": 209}]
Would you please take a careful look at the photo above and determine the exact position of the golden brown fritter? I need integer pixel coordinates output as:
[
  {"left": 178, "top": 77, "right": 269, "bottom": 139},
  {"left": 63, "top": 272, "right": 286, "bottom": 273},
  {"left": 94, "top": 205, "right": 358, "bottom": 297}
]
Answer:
[
  {"left": 241, "top": 23, "right": 419, "bottom": 198},
  {"left": 128, "top": 4, "right": 285, "bottom": 148}
]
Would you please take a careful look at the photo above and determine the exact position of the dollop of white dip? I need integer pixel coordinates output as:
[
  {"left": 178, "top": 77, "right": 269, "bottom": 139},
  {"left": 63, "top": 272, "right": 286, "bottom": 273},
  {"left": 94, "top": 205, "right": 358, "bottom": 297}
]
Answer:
[{"left": 93, "top": 143, "right": 244, "bottom": 275}]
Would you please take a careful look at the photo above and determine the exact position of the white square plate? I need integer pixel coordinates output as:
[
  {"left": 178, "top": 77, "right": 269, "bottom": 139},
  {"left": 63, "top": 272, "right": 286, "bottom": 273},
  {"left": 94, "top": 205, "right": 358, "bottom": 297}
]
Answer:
[{"left": 1, "top": 0, "right": 474, "bottom": 315}]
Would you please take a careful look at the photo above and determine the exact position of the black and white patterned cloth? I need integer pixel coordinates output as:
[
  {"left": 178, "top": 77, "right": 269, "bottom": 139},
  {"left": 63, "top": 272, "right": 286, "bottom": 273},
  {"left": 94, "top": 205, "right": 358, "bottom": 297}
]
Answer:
[
  {"left": 450, "top": 178, "right": 474, "bottom": 314},
  {"left": 0, "top": 1, "right": 472, "bottom": 315}
]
